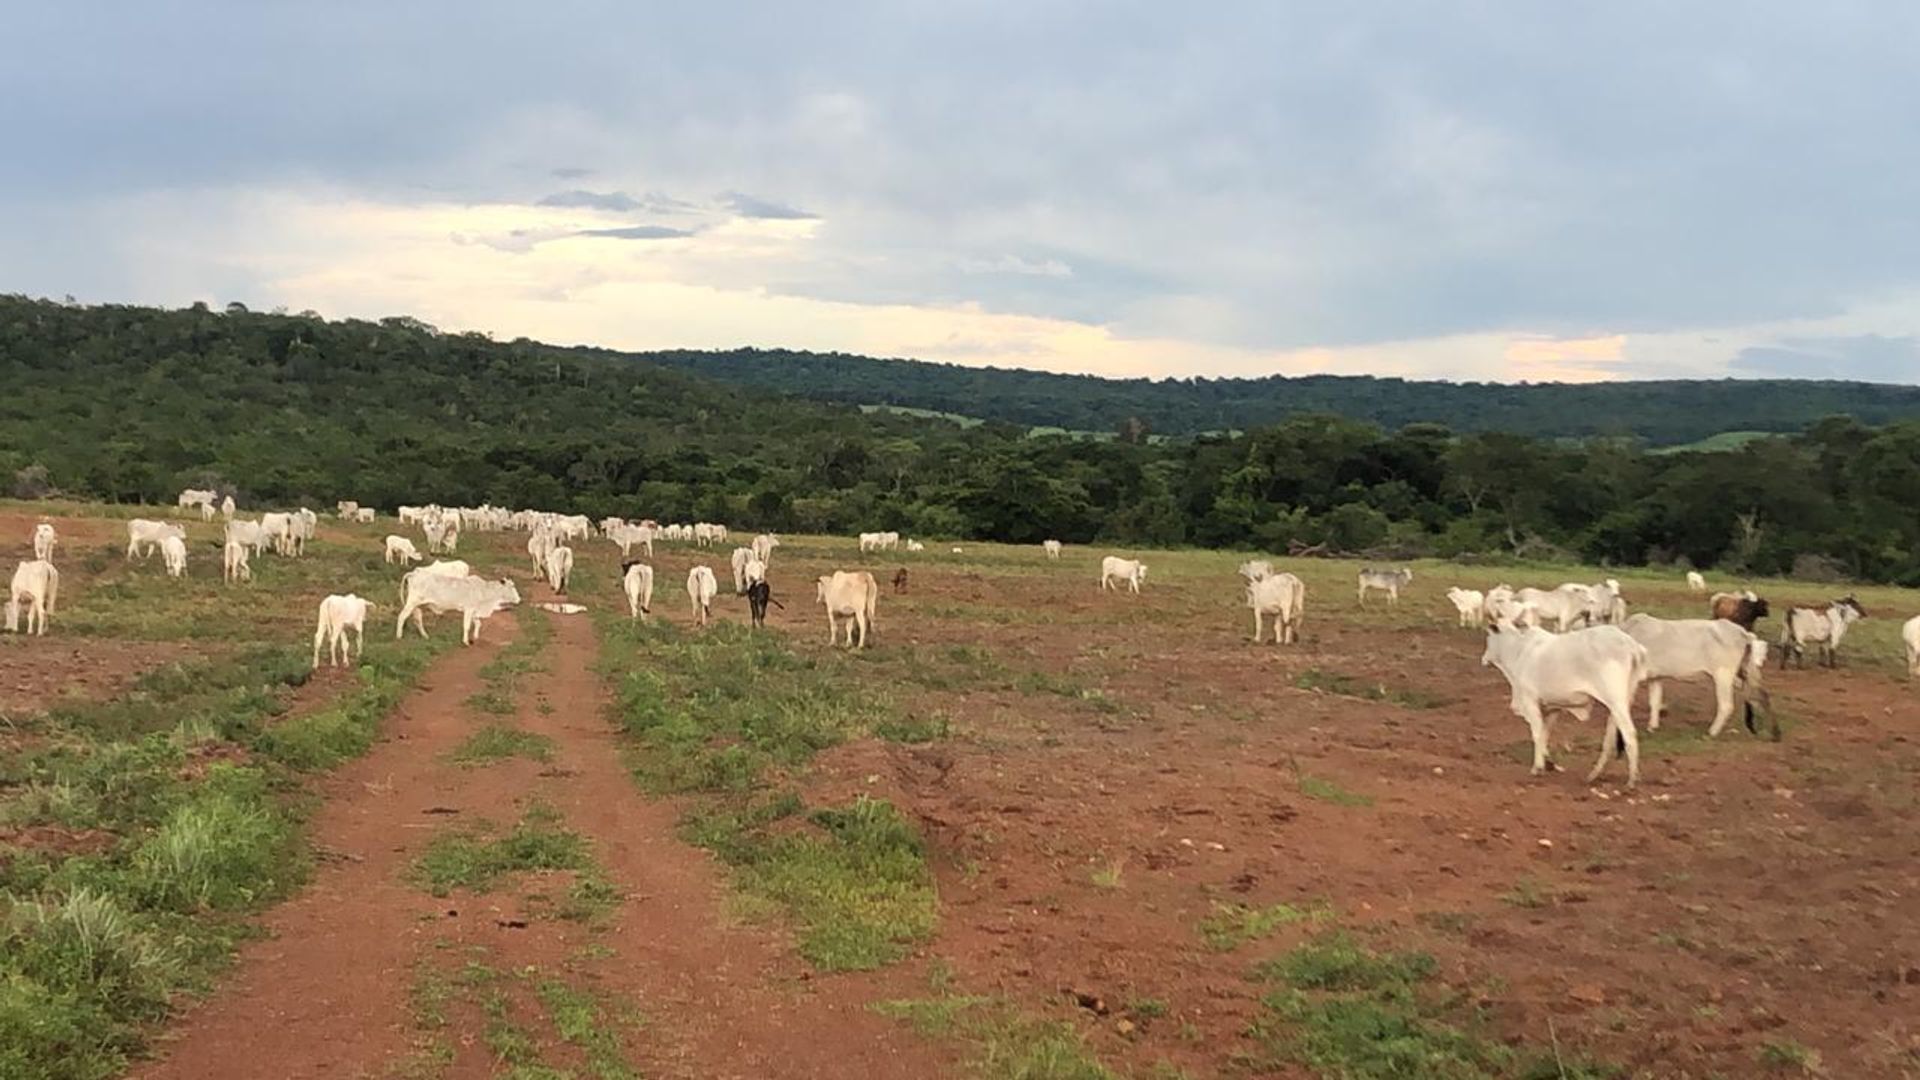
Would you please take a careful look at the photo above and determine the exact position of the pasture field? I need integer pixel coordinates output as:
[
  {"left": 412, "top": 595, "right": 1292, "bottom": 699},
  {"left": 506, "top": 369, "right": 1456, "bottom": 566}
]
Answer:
[{"left": 4, "top": 501, "right": 1919, "bottom": 1079}]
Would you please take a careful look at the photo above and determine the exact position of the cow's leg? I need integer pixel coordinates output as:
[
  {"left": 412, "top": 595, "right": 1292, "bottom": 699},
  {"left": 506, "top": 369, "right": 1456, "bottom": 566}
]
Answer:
[
  {"left": 1520, "top": 702, "right": 1550, "bottom": 776},
  {"left": 1646, "top": 680, "right": 1664, "bottom": 731},
  {"left": 1706, "top": 671, "right": 1736, "bottom": 736}
]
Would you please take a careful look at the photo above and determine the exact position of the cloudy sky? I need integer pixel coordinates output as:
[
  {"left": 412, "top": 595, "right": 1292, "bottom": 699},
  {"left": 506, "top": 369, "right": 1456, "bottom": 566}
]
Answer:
[{"left": 6, "top": 3, "right": 1918, "bottom": 383}]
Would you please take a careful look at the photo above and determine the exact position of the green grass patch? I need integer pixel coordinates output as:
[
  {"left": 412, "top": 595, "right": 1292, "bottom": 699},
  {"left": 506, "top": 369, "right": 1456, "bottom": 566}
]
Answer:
[
  {"left": 681, "top": 794, "right": 935, "bottom": 971},
  {"left": 1293, "top": 668, "right": 1450, "bottom": 709},
  {"left": 450, "top": 725, "right": 555, "bottom": 767},
  {"left": 535, "top": 979, "right": 642, "bottom": 1080},
  {"left": 1198, "top": 901, "right": 1324, "bottom": 952},
  {"left": 1252, "top": 932, "right": 1618, "bottom": 1079},
  {"left": 1297, "top": 773, "right": 1375, "bottom": 808},
  {"left": 413, "top": 807, "right": 591, "bottom": 897},
  {"left": 467, "top": 604, "right": 551, "bottom": 715},
  {"left": 873, "top": 987, "right": 1117, "bottom": 1080}
]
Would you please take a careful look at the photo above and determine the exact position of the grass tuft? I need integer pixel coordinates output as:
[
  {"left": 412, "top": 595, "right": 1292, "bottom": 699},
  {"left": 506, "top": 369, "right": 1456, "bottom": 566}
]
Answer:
[
  {"left": 449, "top": 725, "right": 555, "bottom": 767},
  {"left": 1199, "top": 901, "right": 1324, "bottom": 952}
]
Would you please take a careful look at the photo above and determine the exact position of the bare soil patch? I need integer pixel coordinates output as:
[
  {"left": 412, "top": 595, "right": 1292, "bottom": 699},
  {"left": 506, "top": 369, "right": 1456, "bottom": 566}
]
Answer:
[{"left": 0, "top": 638, "right": 194, "bottom": 715}]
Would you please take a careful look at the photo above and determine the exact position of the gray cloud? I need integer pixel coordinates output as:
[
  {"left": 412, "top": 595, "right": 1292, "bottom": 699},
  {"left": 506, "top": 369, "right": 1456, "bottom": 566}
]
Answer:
[
  {"left": 539, "top": 189, "right": 642, "bottom": 212},
  {"left": 721, "top": 191, "right": 817, "bottom": 220},
  {"left": 574, "top": 225, "right": 696, "bottom": 241},
  {"left": 1732, "top": 334, "right": 1920, "bottom": 381},
  {"left": 5, "top": 3, "right": 1920, "bottom": 380}
]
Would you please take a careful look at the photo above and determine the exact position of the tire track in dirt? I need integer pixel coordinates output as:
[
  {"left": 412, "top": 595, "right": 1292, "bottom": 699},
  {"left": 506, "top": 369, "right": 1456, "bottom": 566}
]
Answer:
[
  {"left": 128, "top": 624, "right": 514, "bottom": 1080},
  {"left": 129, "top": 594, "right": 953, "bottom": 1080},
  {"left": 510, "top": 603, "right": 954, "bottom": 1080}
]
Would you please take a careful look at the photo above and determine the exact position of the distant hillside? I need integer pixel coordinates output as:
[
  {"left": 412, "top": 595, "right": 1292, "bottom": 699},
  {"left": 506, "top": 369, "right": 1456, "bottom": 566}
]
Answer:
[
  {"left": 5, "top": 297, "right": 1919, "bottom": 583},
  {"left": 632, "top": 348, "right": 1920, "bottom": 446}
]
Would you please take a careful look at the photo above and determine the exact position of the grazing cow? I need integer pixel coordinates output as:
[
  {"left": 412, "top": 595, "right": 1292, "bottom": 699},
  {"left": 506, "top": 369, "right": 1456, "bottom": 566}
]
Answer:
[
  {"left": 159, "top": 534, "right": 188, "bottom": 579},
  {"left": 1043, "top": 539, "right": 1063, "bottom": 560},
  {"left": 1621, "top": 614, "right": 1773, "bottom": 739},
  {"left": 1514, "top": 586, "right": 1590, "bottom": 632},
  {"left": 905, "top": 539, "right": 925, "bottom": 553},
  {"left": 687, "top": 565, "right": 719, "bottom": 626},
  {"left": 1357, "top": 567, "right": 1413, "bottom": 606},
  {"left": 622, "top": 561, "right": 655, "bottom": 621},
  {"left": 526, "top": 528, "right": 557, "bottom": 573},
  {"left": 353, "top": 507, "right": 375, "bottom": 524},
  {"left": 5, "top": 560, "right": 59, "bottom": 635},
  {"left": 336, "top": 501, "right": 360, "bottom": 518},
  {"left": 31, "top": 523, "right": 56, "bottom": 562},
  {"left": 220, "top": 495, "right": 236, "bottom": 521},
  {"left": 1482, "top": 621, "right": 1649, "bottom": 787},
  {"left": 858, "top": 531, "right": 882, "bottom": 553},
  {"left": 177, "top": 489, "right": 216, "bottom": 516},
  {"left": 544, "top": 545, "right": 575, "bottom": 594},
  {"left": 729, "top": 546, "right": 757, "bottom": 595},
  {"left": 395, "top": 570, "right": 519, "bottom": 643},
  {"left": 751, "top": 533, "right": 780, "bottom": 565},
  {"left": 892, "top": 567, "right": 909, "bottom": 594},
  {"left": 1778, "top": 596, "right": 1867, "bottom": 669},
  {"left": 223, "top": 538, "right": 252, "bottom": 583},
  {"left": 816, "top": 570, "right": 879, "bottom": 648},
  {"left": 746, "top": 580, "right": 783, "bottom": 628},
  {"left": 1247, "top": 572, "right": 1305, "bottom": 645},
  {"left": 1686, "top": 571, "right": 1707, "bottom": 593},
  {"left": 226, "top": 519, "right": 268, "bottom": 557},
  {"left": 610, "top": 524, "right": 653, "bottom": 558},
  {"left": 384, "top": 535, "right": 422, "bottom": 565},
  {"left": 1238, "top": 560, "right": 1274, "bottom": 583},
  {"left": 1903, "top": 615, "right": 1920, "bottom": 679},
  {"left": 1099, "top": 556, "right": 1147, "bottom": 594},
  {"left": 1446, "top": 587, "right": 1486, "bottom": 627},
  {"left": 312, "top": 594, "right": 373, "bottom": 669},
  {"left": 1709, "top": 591, "right": 1770, "bottom": 632},
  {"left": 291, "top": 508, "right": 317, "bottom": 556},
  {"left": 260, "top": 512, "right": 295, "bottom": 557},
  {"left": 126, "top": 519, "right": 185, "bottom": 560}
]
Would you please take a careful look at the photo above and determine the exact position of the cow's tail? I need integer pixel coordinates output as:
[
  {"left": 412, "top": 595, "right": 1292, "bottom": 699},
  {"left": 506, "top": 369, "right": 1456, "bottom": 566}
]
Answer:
[{"left": 1617, "top": 641, "right": 1652, "bottom": 756}]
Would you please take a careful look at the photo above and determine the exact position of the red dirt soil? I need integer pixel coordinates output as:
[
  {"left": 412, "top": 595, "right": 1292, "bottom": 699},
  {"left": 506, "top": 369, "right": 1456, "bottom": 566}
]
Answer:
[{"left": 129, "top": 597, "right": 955, "bottom": 1080}]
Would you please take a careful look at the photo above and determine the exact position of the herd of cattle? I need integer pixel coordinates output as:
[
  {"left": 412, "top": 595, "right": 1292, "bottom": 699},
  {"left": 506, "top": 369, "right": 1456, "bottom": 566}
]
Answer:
[{"left": 9, "top": 496, "right": 1920, "bottom": 789}]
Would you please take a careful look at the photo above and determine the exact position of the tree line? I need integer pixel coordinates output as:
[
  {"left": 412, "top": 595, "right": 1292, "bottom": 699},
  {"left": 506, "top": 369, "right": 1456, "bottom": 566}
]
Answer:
[
  {"left": 633, "top": 346, "right": 1920, "bottom": 445},
  {"left": 3, "top": 296, "right": 1917, "bottom": 584}
]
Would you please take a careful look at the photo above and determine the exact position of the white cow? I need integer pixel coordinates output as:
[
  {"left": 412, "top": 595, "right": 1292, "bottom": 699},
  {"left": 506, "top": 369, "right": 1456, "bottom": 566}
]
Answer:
[
  {"left": 816, "top": 570, "right": 879, "bottom": 648},
  {"left": 177, "top": 489, "right": 216, "bottom": 515},
  {"left": 905, "top": 539, "right": 925, "bottom": 553},
  {"left": 5, "top": 560, "right": 59, "bottom": 635},
  {"left": 1043, "top": 539, "right": 1063, "bottom": 560},
  {"left": 858, "top": 531, "right": 883, "bottom": 553},
  {"left": 1514, "top": 586, "right": 1589, "bottom": 633},
  {"left": 226, "top": 519, "right": 269, "bottom": 557},
  {"left": 1238, "top": 559, "right": 1274, "bottom": 583},
  {"left": 622, "top": 561, "right": 655, "bottom": 621},
  {"left": 31, "top": 523, "right": 56, "bottom": 562},
  {"left": 220, "top": 495, "right": 236, "bottom": 522},
  {"left": 1099, "top": 556, "right": 1147, "bottom": 594},
  {"left": 352, "top": 507, "right": 375, "bottom": 524},
  {"left": 1621, "top": 614, "right": 1771, "bottom": 737},
  {"left": 312, "top": 594, "right": 373, "bottom": 669},
  {"left": 159, "top": 534, "right": 188, "bottom": 578},
  {"left": 688, "top": 565, "right": 719, "bottom": 626},
  {"left": 1778, "top": 597, "right": 1867, "bottom": 669},
  {"left": 395, "top": 570, "right": 519, "bottom": 643},
  {"left": 751, "top": 533, "right": 780, "bottom": 565},
  {"left": 1247, "top": 572, "right": 1305, "bottom": 645},
  {"left": 729, "top": 546, "right": 757, "bottom": 595},
  {"left": 1446, "top": 587, "right": 1486, "bottom": 627},
  {"left": 1686, "top": 571, "right": 1707, "bottom": 593},
  {"left": 1903, "top": 615, "right": 1920, "bottom": 678},
  {"left": 526, "top": 528, "right": 557, "bottom": 573},
  {"left": 222, "top": 538, "right": 252, "bottom": 583},
  {"left": 260, "top": 512, "right": 295, "bottom": 557},
  {"left": 544, "top": 544, "right": 575, "bottom": 594},
  {"left": 1482, "top": 621, "right": 1649, "bottom": 787},
  {"left": 126, "top": 519, "right": 184, "bottom": 560},
  {"left": 384, "top": 535, "right": 422, "bottom": 565},
  {"left": 1357, "top": 567, "right": 1413, "bottom": 606}
]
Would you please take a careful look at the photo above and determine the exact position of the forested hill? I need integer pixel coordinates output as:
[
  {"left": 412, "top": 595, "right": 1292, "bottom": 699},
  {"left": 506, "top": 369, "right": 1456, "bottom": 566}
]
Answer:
[
  {"left": 631, "top": 347, "right": 1920, "bottom": 445},
  {"left": 5, "top": 296, "right": 1920, "bottom": 584}
]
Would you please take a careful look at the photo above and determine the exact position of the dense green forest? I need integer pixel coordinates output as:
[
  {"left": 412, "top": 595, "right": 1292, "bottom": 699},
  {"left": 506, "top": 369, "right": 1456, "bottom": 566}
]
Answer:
[
  {"left": 633, "top": 347, "right": 1920, "bottom": 445},
  {"left": 4, "top": 295, "right": 1919, "bottom": 584}
]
